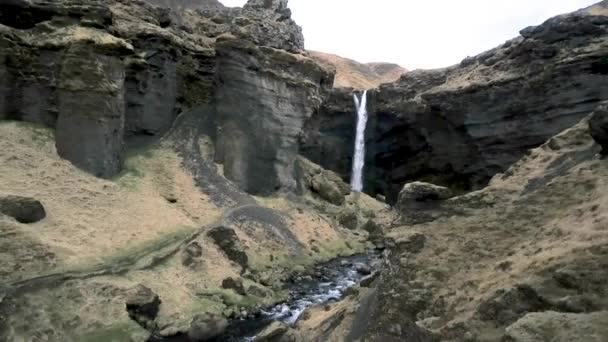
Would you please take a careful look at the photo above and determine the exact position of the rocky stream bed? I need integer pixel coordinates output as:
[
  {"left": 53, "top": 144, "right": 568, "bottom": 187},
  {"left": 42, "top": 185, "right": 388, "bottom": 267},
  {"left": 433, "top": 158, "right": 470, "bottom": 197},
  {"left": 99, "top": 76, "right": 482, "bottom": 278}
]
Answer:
[{"left": 153, "top": 252, "right": 380, "bottom": 341}]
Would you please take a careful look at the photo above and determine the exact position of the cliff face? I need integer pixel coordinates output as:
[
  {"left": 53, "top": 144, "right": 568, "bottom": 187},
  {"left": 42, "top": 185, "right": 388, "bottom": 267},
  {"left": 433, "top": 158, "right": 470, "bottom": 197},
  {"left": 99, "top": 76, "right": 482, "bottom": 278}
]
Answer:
[
  {"left": 214, "top": 38, "right": 333, "bottom": 195},
  {"left": 0, "top": 0, "right": 321, "bottom": 193},
  {"left": 301, "top": 11, "right": 608, "bottom": 202}
]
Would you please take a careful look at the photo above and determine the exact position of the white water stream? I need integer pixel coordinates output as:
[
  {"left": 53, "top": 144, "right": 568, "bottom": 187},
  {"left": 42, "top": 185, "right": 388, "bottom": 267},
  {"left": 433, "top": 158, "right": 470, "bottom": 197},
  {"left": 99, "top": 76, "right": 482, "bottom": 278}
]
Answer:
[{"left": 351, "top": 90, "right": 368, "bottom": 192}]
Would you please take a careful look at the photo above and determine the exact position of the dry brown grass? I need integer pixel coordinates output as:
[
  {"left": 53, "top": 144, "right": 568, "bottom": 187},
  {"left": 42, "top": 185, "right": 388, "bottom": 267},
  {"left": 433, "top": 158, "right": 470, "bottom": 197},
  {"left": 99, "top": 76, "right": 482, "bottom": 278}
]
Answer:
[{"left": 308, "top": 51, "right": 407, "bottom": 89}]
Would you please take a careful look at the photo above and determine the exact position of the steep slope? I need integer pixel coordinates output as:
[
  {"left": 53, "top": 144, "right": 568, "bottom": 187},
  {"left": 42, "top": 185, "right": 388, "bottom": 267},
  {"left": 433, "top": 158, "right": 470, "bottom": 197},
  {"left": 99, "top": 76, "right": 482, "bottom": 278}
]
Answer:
[
  {"left": 283, "top": 114, "right": 608, "bottom": 342},
  {"left": 309, "top": 51, "right": 407, "bottom": 89}
]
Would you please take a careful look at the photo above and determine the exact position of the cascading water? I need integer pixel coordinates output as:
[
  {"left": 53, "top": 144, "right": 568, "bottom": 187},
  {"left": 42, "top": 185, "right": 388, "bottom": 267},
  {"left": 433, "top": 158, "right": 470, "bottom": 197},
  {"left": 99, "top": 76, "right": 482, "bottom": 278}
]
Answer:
[{"left": 351, "top": 90, "right": 368, "bottom": 192}]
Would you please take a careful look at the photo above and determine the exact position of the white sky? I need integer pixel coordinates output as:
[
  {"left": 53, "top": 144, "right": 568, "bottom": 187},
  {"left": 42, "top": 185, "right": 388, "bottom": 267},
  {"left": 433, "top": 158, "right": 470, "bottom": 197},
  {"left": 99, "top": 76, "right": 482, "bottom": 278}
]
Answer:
[{"left": 219, "top": 0, "right": 599, "bottom": 69}]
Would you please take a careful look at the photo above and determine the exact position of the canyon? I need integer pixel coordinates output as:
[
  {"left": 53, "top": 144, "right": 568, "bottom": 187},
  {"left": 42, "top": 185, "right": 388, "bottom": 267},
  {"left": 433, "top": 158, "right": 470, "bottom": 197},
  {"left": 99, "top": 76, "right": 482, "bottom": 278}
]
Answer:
[{"left": 0, "top": 0, "right": 607, "bottom": 341}]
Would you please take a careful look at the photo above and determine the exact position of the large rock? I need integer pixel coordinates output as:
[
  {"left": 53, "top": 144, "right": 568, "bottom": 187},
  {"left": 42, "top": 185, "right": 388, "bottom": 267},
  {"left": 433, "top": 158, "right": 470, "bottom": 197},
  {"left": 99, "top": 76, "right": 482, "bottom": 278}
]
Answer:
[
  {"left": 256, "top": 321, "right": 290, "bottom": 342},
  {"left": 300, "top": 11, "right": 608, "bottom": 202},
  {"left": 188, "top": 313, "right": 228, "bottom": 341},
  {"left": 504, "top": 311, "right": 608, "bottom": 342},
  {"left": 0, "top": 196, "right": 46, "bottom": 224},
  {"left": 207, "top": 226, "right": 249, "bottom": 271},
  {"left": 125, "top": 284, "right": 162, "bottom": 331},
  {"left": 221, "top": 277, "right": 246, "bottom": 296},
  {"left": 396, "top": 182, "right": 453, "bottom": 223},
  {"left": 589, "top": 103, "right": 608, "bottom": 155},
  {"left": 214, "top": 37, "right": 333, "bottom": 195},
  {"left": 240, "top": 0, "right": 304, "bottom": 52},
  {"left": 296, "top": 156, "right": 350, "bottom": 205}
]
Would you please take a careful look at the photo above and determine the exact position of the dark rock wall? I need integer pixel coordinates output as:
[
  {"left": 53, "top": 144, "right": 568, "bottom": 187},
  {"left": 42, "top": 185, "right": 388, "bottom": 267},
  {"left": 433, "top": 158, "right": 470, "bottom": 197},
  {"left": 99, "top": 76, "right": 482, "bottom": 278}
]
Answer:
[
  {"left": 301, "top": 12, "right": 608, "bottom": 203},
  {"left": 214, "top": 38, "right": 333, "bottom": 195}
]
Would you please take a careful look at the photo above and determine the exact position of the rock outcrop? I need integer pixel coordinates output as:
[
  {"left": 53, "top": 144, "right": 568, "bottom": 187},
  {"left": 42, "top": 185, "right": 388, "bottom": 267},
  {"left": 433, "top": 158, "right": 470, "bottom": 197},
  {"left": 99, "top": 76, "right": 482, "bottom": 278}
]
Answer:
[
  {"left": 0, "top": 0, "right": 318, "bottom": 189},
  {"left": 589, "top": 103, "right": 608, "bottom": 154},
  {"left": 301, "top": 10, "right": 608, "bottom": 202}
]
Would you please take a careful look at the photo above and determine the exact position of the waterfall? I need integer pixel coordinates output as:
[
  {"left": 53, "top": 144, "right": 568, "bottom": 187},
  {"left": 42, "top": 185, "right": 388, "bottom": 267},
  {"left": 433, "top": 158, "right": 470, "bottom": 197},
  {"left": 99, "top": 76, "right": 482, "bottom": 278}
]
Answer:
[{"left": 350, "top": 90, "right": 368, "bottom": 192}]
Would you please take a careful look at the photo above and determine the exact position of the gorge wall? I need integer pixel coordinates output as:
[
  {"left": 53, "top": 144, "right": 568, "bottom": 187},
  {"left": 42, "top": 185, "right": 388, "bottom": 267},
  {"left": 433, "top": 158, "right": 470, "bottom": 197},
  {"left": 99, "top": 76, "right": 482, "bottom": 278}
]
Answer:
[
  {"left": 0, "top": 0, "right": 330, "bottom": 194},
  {"left": 301, "top": 10, "right": 608, "bottom": 202},
  {"left": 2, "top": 0, "right": 608, "bottom": 204}
]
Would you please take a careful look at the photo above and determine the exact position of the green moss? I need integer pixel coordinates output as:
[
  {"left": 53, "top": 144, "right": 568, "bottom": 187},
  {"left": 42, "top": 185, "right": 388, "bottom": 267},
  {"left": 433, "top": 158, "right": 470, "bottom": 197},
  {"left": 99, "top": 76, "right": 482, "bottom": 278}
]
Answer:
[
  {"left": 0, "top": 120, "right": 55, "bottom": 148},
  {"left": 99, "top": 226, "right": 197, "bottom": 269},
  {"left": 114, "top": 145, "right": 176, "bottom": 191},
  {"left": 77, "top": 322, "right": 148, "bottom": 342}
]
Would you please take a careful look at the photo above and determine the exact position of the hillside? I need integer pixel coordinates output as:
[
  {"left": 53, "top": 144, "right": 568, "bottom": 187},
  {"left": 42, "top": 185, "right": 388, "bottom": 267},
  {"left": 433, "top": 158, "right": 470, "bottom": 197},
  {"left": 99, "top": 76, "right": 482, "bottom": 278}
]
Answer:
[{"left": 308, "top": 51, "right": 407, "bottom": 89}]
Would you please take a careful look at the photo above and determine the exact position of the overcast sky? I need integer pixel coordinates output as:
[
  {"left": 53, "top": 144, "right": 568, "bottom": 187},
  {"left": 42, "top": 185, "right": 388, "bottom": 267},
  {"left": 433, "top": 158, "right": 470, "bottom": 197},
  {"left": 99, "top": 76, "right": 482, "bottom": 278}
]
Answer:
[{"left": 219, "top": 0, "right": 599, "bottom": 69}]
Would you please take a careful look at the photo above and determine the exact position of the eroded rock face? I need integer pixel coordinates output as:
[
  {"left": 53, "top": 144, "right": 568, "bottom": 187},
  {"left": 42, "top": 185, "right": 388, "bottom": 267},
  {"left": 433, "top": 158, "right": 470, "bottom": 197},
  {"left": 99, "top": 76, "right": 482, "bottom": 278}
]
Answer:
[
  {"left": 214, "top": 37, "right": 333, "bottom": 195},
  {"left": 301, "top": 11, "right": 608, "bottom": 202},
  {"left": 0, "top": 0, "right": 310, "bottom": 182}
]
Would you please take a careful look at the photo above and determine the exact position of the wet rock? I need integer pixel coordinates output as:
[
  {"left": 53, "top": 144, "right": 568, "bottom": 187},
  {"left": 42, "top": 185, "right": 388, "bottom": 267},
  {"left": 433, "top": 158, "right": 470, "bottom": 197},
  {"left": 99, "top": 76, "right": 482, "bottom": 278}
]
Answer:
[
  {"left": 188, "top": 313, "right": 228, "bottom": 341},
  {"left": 589, "top": 103, "right": 608, "bottom": 155},
  {"left": 207, "top": 226, "right": 248, "bottom": 272},
  {"left": 181, "top": 242, "right": 203, "bottom": 267},
  {"left": 344, "top": 286, "right": 360, "bottom": 297},
  {"left": 125, "top": 284, "right": 161, "bottom": 331},
  {"left": 360, "top": 272, "right": 380, "bottom": 288},
  {"left": 354, "top": 263, "right": 372, "bottom": 276},
  {"left": 256, "top": 321, "right": 290, "bottom": 341},
  {"left": 222, "top": 277, "right": 246, "bottom": 296},
  {"left": 0, "top": 195, "right": 46, "bottom": 223},
  {"left": 504, "top": 311, "right": 608, "bottom": 342}
]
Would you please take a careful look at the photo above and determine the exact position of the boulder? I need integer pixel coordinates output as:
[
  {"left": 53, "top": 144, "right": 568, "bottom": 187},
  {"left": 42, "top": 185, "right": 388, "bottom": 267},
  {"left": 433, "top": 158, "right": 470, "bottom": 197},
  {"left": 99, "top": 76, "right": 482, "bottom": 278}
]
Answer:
[
  {"left": 0, "top": 196, "right": 46, "bottom": 223},
  {"left": 396, "top": 182, "right": 453, "bottom": 224},
  {"left": 397, "top": 182, "right": 453, "bottom": 206},
  {"left": 504, "top": 311, "right": 608, "bottom": 342},
  {"left": 207, "top": 226, "right": 249, "bottom": 271},
  {"left": 221, "top": 277, "right": 246, "bottom": 296},
  {"left": 125, "top": 284, "right": 161, "bottom": 331},
  {"left": 311, "top": 173, "right": 346, "bottom": 206},
  {"left": 296, "top": 157, "right": 350, "bottom": 205},
  {"left": 256, "top": 321, "right": 290, "bottom": 342},
  {"left": 354, "top": 263, "right": 372, "bottom": 276},
  {"left": 188, "top": 313, "right": 228, "bottom": 341},
  {"left": 589, "top": 103, "right": 608, "bottom": 155},
  {"left": 337, "top": 209, "right": 359, "bottom": 230},
  {"left": 477, "top": 285, "right": 552, "bottom": 326}
]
